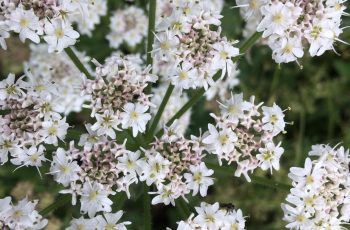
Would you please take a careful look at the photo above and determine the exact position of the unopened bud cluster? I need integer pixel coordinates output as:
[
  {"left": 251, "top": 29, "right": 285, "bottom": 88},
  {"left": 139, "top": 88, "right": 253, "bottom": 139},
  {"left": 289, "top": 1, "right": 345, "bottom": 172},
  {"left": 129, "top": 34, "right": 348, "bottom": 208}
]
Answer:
[
  {"left": 140, "top": 122, "right": 214, "bottom": 205},
  {"left": 83, "top": 54, "right": 157, "bottom": 138}
]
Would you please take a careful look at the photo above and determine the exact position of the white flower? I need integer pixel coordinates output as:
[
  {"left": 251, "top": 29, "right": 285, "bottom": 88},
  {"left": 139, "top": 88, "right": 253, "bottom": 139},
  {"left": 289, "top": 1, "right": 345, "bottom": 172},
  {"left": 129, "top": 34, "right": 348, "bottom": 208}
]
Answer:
[
  {"left": 80, "top": 181, "right": 113, "bottom": 218},
  {"left": 281, "top": 204, "right": 312, "bottom": 229},
  {"left": 170, "top": 62, "right": 197, "bottom": 90},
  {"left": 257, "top": 142, "right": 284, "bottom": 173},
  {"left": 40, "top": 117, "right": 69, "bottom": 145},
  {"left": 78, "top": 123, "right": 106, "bottom": 151},
  {"left": 3, "top": 197, "right": 48, "bottom": 230},
  {"left": 0, "top": 135, "right": 18, "bottom": 165},
  {"left": 66, "top": 216, "right": 99, "bottom": 230},
  {"left": 184, "top": 162, "right": 214, "bottom": 197},
  {"left": 220, "top": 93, "right": 250, "bottom": 124},
  {"left": 152, "top": 30, "right": 179, "bottom": 61},
  {"left": 271, "top": 35, "right": 304, "bottom": 63},
  {"left": 0, "top": 196, "right": 11, "bottom": 216},
  {"left": 91, "top": 110, "right": 120, "bottom": 139},
  {"left": 7, "top": 5, "right": 43, "bottom": 43},
  {"left": 150, "top": 184, "right": 177, "bottom": 206},
  {"left": 203, "top": 124, "right": 237, "bottom": 157},
  {"left": 139, "top": 152, "right": 171, "bottom": 186},
  {"left": 234, "top": 159, "right": 254, "bottom": 182},
  {"left": 257, "top": 2, "right": 294, "bottom": 37},
  {"left": 0, "top": 21, "right": 10, "bottom": 50},
  {"left": 175, "top": 202, "right": 246, "bottom": 230},
  {"left": 117, "top": 150, "right": 143, "bottom": 176},
  {"left": 193, "top": 202, "right": 225, "bottom": 229},
  {"left": 10, "top": 145, "right": 47, "bottom": 175},
  {"left": 0, "top": 73, "right": 25, "bottom": 100},
  {"left": 288, "top": 157, "right": 324, "bottom": 190},
  {"left": 261, "top": 103, "right": 286, "bottom": 135},
  {"left": 211, "top": 41, "right": 239, "bottom": 78},
  {"left": 121, "top": 103, "right": 151, "bottom": 137},
  {"left": 43, "top": 18, "right": 80, "bottom": 53},
  {"left": 49, "top": 148, "right": 81, "bottom": 186},
  {"left": 95, "top": 211, "right": 131, "bottom": 230}
]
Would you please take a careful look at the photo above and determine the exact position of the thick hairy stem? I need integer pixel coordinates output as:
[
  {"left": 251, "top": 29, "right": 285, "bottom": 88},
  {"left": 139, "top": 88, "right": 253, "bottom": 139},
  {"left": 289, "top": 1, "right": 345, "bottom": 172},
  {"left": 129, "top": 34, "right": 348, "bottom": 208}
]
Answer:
[{"left": 65, "top": 47, "right": 93, "bottom": 80}]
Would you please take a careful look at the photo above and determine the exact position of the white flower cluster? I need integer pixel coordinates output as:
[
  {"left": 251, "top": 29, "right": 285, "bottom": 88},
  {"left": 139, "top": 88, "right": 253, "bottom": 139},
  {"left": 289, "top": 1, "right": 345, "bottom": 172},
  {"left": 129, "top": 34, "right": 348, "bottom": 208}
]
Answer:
[
  {"left": 49, "top": 130, "right": 145, "bottom": 217},
  {"left": 156, "top": 0, "right": 225, "bottom": 20},
  {"left": 152, "top": 0, "right": 239, "bottom": 90},
  {"left": 175, "top": 202, "right": 246, "bottom": 230},
  {"left": 0, "top": 73, "right": 69, "bottom": 171},
  {"left": 141, "top": 122, "right": 214, "bottom": 206},
  {"left": 66, "top": 211, "right": 130, "bottom": 230},
  {"left": 282, "top": 144, "right": 350, "bottom": 229},
  {"left": 83, "top": 54, "right": 157, "bottom": 138},
  {"left": 151, "top": 83, "right": 191, "bottom": 134},
  {"left": 25, "top": 44, "right": 90, "bottom": 114},
  {"left": 0, "top": 0, "right": 106, "bottom": 52},
  {"left": 0, "top": 196, "right": 47, "bottom": 230},
  {"left": 236, "top": 0, "right": 348, "bottom": 63},
  {"left": 107, "top": 6, "right": 147, "bottom": 49},
  {"left": 203, "top": 93, "right": 287, "bottom": 182}
]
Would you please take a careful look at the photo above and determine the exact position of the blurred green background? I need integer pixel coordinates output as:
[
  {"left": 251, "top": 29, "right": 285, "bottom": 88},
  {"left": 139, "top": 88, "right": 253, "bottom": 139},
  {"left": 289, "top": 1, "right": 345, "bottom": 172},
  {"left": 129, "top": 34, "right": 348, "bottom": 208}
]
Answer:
[{"left": 1, "top": 0, "right": 350, "bottom": 229}]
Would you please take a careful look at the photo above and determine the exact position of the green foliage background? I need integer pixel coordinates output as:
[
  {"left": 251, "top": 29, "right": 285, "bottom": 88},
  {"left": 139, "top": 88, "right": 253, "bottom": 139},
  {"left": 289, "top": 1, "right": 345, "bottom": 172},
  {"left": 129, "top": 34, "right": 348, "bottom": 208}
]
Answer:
[{"left": 1, "top": 0, "right": 350, "bottom": 229}]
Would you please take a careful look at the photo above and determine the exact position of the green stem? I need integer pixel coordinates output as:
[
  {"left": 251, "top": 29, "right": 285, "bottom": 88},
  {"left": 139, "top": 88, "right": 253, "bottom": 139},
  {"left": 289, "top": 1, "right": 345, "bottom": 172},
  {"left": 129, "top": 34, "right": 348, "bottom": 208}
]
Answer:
[
  {"left": 176, "top": 198, "right": 192, "bottom": 219},
  {"left": 39, "top": 195, "right": 71, "bottom": 217},
  {"left": 237, "top": 31, "right": 263, "bottom": 56},
  {"left": 143, "top": 184, "right": 152, "bottom": 230},
  {"left": 65, "top": 47, "right": 93, "bottom": 80},
  {"left": 146, "top": 0, "right": 157, "bottom": 67},
  {"left": 147, "top": 84, "right": 174, "bottom": 140},
  {"left": 145, "top": 0, "right": 157, "bottom": 95}
]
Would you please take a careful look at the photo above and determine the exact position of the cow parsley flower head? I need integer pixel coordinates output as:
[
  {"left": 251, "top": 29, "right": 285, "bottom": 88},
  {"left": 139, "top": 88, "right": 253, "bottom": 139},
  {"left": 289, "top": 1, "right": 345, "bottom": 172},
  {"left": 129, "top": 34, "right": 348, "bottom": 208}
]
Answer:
[
  {"left": 0, "top": 72, "right": 69, "bottom": 168},
  {"left": 25, "top": 44, "right": 90, "bottom": 114},
  {"left": 107, "top": 6, "right": 148, "bottom": 49},
  {"left": 84, "top": 54, "right": 157, "bottom": 139},
  {"left": 175, "top": 202, "right": 246, "bottom": 230},
  {"left": 140, "top": 122, "right": 214, "bottom": 206},
  {"left": 49, "top": 125, "right": 145, "bottom": 215},
  {"left": 282, "top": 144, "right": 350, "bottom": 229},
  {"left": 152, "top": 0, "right": 239, "bottom": 90},
  {"left": 0, "top": 0, "right": 106, "bottom": 52},
  {"left": 0, "top": 196, "right": 48, "bottom": 230},
  {"left": 236, "top": 0, "right": 348, "bottom": 63},
  {"left": 203, "top": 93, "right": 288, "bottom": 182}
]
